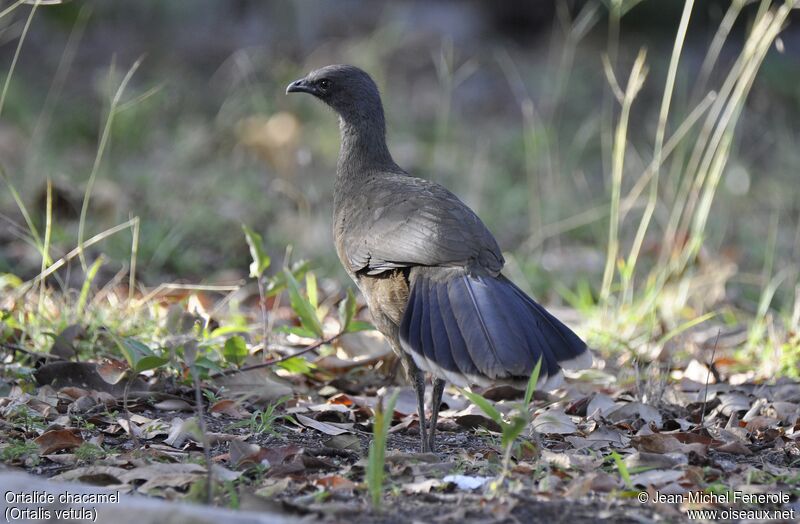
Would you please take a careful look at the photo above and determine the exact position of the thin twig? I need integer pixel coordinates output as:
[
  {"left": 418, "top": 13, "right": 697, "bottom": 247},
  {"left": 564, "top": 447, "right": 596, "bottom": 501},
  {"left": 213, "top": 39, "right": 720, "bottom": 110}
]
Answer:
[
  {"left": 0, "top": 342, "right": 66, "bottom": 361},
  {"left": 14, "top": 217, "right": 139, "bottom": 298},
  {"left": 128, "top": 216, "right": 140, "bottom": 304},
  {"left": 209, "top": 332, "right": 342, "bottom": 378},
  {"left": 256, "top": 277, "right": 269, "bottom": 362},
  {"left": 699, "top": 329, "right": 720, "bottom": 427},
  {"left": 192, "top": 367, "right": 214, "bottom": 505},
  {"left": 134, "top": 282, "right": 243, "bottom": 308},
  {"left": 123, "top": 375, "right": 140, "bottom": 449}
]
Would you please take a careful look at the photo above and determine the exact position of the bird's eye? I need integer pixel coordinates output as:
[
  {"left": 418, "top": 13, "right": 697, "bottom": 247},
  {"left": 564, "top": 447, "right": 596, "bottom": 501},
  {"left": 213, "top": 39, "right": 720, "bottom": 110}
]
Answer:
[{"left": 318, "top": 79, "right": 331, "bottom": 91}]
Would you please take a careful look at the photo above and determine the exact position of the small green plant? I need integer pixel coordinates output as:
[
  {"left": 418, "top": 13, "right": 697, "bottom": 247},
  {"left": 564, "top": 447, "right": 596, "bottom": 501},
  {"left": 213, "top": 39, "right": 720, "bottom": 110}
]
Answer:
[
  {"left": 242, "top": 224, "right": 272, "bottom": 354},
  {"left": 222, "top": 336, "right": 248, "bottom": 367},
  {"left": 224, "top": 481, "right": 240, "bottom": 509},
  {"left": 0, "top": 440, "right": 40, "bottom": 466},
  {"left": 461, "top": 357, "right": 542, "bottom": 484},
  {"left": 366, "top": 390, "right": 398, "bottom": 510},
  {"left": 74, "top": 443, "right": 105, "bottom": 462},
  {"left": 226, "top": 396, "right": 292, "bottom": 435},
  {"left": 203, "top": 388, "right": 221, "bottom": 404},
  {"left": 72, "top": 415, "right": 97, "bottom": 432},
  {"left": 609, "top": 450, "right": 633, "bottom": 490},
  {"left": 7, "top": 405, "right": 46, "bottom": 433}
]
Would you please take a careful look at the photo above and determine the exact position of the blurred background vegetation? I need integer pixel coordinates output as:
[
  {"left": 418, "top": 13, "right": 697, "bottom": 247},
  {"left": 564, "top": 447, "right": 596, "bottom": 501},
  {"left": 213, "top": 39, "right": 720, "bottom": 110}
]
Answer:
[{"left": 1, "top": 0, "right": 799, "bottom": 377}]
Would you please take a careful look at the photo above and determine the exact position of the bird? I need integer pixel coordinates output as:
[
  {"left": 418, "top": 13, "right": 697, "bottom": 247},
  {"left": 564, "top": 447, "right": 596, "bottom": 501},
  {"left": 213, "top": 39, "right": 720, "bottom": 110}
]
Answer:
[{"left": 287, "top": 64, "right": 591, "bottom": 452}]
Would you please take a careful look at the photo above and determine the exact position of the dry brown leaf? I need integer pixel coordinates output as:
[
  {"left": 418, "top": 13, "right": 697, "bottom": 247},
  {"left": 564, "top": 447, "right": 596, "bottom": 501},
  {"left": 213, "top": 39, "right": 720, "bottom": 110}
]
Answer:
[
  {"left": 58, "top": 387, "right": 89, "bottom": 400},
  {"left": 717, "top": 393, "right": 751, "bottom": 416},
  {"left": 454, "top": 404, "right": 502, "bottom": 433},
  {"left": 573, "top": 426, "right": 631, "bottom": 449},
  {"left": 403, "top": 478, "right": 443, "bottom": 494},
  {"left": 314, "top": 475, "right": 357, "bottom": 492},
  {"left": 96, "top": 359, "right": 129, "bottom": 385},
  {"left": 541, "top": 449, "right": 602, "bottom": 471},
  {"left": 713, "top": 441, "right": 752, "bottom": 455},
  {"left": 34, "top": 428, "right": 84, "bottom": 454},
  {"left": 744, "top": 416, "right": 780, "bottom": 432},
  {"left": 213, "top": 368, "right": 292, "bottom": 403},
  {"left": 255, "top": 477, "right": 292, "bottom": 498},
  {"left": 152, "top": 399, "right": 193, "bottom": 411},
  {"left": 295, "top": 413, "right": 352, "bottom": 435},
  {"left": 51, "top": 466, "right": 128, "bottom": 485},
  {"left": 164, "top": 417, "right": 205, "bottom": 448},
  {"left": 261, "top": 444, "right": 305, "bottom": 464},
  {"left": 629, "top": 469, "right": 685, "bottom": 488},
  {"left": 631, "top": 433, "right": 708, "bottom": 456},
  {"left": 532, "top": 409, "right": 577, "bottom": 435},
  {"left": 606, "top": 402, "right": 663, "bottom": 427},
  {"left": 209, "top": 399, "right": 249, "bottom": 419},
  {"left": 120, "top": 463, "right": 206, "bottom": 494},
  {"left": 586, "top": 393, "right": 617, "bottom": 416},
  {"left": 334, "top": 330, "right": 392, "bottom": 361},
  {"left": 229, "top": 440, "right": 264, "bottom": 468},
  {"left": 323, "top": 434, "right": 360, "bottom": 451},
  {"left": 624, "top": 451, "right": 687, "bottom": 469}
]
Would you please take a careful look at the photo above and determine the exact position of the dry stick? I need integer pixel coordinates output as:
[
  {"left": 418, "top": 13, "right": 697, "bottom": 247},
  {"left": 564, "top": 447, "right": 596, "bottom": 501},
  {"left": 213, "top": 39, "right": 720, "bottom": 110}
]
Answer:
[
  {"left": 192, "top": 368, "right": 214, "bottom": 505},
  {"left": 256, "top": 276, "right": 269, "bottom": 362},
  {"left": 699, "top": 330, "right": 720, "bottom": 427},
  {"left": 122, "top": 375, "right": 140, "bottom": 450},
  {"left": 0, "top": 342, "right": 65, "bottom": 361},
  {"left": 134, "top": 282, "right": 243, "bottom": 308},
  {"left": 15, "top": 217, "right": 139, "bottom": 299},
  {"left": 263, "top": 292, "right": 283, "bottom": 355},
  {"left": 91, "top": 264, "right": 130, "bottom": 307},
  {"left": 209, "top": 332, "right": 342, "bottom": 379},
  {"left": 128, "top": 216, "right": 140, "bottom": 303}
]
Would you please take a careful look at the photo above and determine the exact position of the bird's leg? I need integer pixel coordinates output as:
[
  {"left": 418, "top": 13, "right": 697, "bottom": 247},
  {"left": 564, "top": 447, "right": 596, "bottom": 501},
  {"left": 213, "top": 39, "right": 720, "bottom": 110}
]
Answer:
[
  {"left": 427, "top": 378, "right": 446, "bottom": 452},
  {"left": 412, "top": 368, "right": 430, "bottom": 453}
]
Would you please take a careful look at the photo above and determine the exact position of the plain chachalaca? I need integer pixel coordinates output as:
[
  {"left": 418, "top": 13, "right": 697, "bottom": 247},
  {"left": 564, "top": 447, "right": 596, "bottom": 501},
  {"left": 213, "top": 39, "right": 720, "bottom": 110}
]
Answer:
[{"left": 287, "top": 64, "right": 591, "bottom": 452}]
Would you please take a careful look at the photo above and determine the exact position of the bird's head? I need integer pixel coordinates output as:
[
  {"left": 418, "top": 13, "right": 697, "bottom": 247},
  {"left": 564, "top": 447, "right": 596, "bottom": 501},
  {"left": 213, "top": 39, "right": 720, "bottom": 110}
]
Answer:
[{"left": 286, "top": 64, "right": 383, "bottom": 127}]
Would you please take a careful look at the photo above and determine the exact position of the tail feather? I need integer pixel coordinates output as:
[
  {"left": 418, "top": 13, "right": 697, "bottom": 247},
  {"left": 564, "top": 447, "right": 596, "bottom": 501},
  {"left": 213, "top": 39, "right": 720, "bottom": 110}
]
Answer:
[
  {"left": 487, "top": 275, "right": 562, "bottom": 378},
  {"left": 423, "top": 281, "right": 470, "bottom": 385},
  {"left": 435, "top": 281, "right": 481, "bottom": 379},
  {"left": 449, "top": 275, "right": 533, "bottom": 378},
  {"left": 505, "top": 278, "right": 590, "bottom": 369},
  {"left": 399, "top": 267, "right": 590, "bottom": 388},
  {"left": 405, "top": 275, "right": 424, "bottom": 357}
]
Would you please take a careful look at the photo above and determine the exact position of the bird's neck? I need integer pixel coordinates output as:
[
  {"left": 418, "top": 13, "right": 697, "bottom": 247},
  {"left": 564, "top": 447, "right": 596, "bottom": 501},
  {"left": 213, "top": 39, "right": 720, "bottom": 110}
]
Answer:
[{"left": 336, "top": 113, "right": 397, "bottom": 179}]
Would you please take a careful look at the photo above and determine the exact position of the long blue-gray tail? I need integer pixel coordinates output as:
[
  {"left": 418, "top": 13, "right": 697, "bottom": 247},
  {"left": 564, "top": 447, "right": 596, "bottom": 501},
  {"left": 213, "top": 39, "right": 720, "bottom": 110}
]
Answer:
[{"left": 399, "top": 267, "right": 591, "bottom": 388}]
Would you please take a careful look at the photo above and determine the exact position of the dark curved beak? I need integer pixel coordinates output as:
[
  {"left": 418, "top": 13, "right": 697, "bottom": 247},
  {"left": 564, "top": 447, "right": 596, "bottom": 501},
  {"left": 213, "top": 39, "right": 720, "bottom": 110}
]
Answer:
[{"left": 286, "top": 78, "right": 315, "bottom": 95}]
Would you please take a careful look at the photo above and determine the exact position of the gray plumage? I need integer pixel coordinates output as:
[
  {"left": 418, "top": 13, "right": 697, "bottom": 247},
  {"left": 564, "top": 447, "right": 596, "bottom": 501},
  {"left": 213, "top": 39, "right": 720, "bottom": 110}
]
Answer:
[{"left": 287, "top": 64, "right": 591, "bottom": 452}]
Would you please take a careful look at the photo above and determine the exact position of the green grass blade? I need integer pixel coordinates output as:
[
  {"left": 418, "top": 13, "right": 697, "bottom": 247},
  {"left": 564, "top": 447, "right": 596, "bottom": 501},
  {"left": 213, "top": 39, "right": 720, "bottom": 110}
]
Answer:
[
  {"left": 460, "top": 388, "right": 504, "bottom": 427},
  {"left": 367, "top": 390, "right": 398, "bottom": 509},
  {"left": 610, "top": 450, "right": 633, "bottom": 489},
  {"left": 76, "top": 255, "right": 105, "bottom": 319},
  {"left": 523, "top": 356, "right": 543, "bottom": 407}
]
